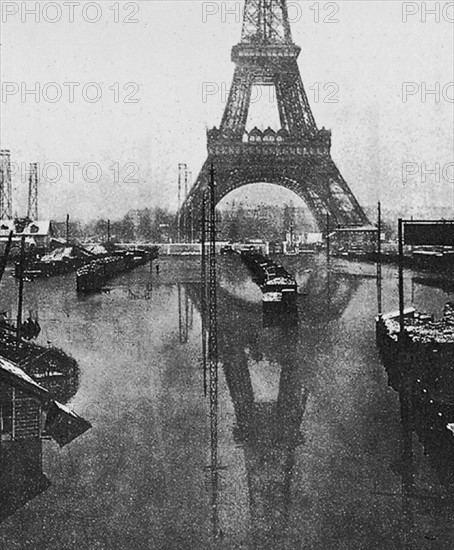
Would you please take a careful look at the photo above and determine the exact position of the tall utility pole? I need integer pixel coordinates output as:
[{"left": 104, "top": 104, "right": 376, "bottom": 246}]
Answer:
[
  {"left": 177, "top": 163, "right": 187, "bottom": 242},
  {"left": 326, "top": 178, "right": 331, "bottom": 260},
  {"left": 201, "top": 193, "right": 207, "bottom": 396},
  {"left": 0, "top": 149, "right": 13, "bottom": 220},
  {"left": 27, "top": 163, "right": 39, "bottom": 220},
  {"left": 200, "top": 165, "right": 221, "bottom": 538},
  {"left": 16, "top": 236, "right": 26, "bottom": 348},
  {"left": 376, "top": 201, "right": 382, "bottom": 317},
  {"left": 185, "top": 169, "right": 191, "bottom": 243},
  {"left": 207, "top": 164, "right": 220, "bottom": 538}
]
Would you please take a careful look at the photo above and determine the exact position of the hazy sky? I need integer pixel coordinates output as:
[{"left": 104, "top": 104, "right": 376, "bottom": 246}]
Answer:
[{"left": 1, "top": 0, "right": 453, "bottom": 221}]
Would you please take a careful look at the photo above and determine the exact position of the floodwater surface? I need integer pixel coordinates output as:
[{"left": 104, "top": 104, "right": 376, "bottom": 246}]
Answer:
[{"left": 1, "top": 254, "right": 453, "bottom": 549}]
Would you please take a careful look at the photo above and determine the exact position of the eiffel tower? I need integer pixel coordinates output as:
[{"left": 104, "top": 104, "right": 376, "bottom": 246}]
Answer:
[{"left": 179, "top": 0, "right": 369, "bottom": 233}]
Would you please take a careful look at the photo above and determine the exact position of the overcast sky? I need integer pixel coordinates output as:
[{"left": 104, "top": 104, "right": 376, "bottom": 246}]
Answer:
[{"left": 1, "top": 0, "right": 453, "bottom": 221}]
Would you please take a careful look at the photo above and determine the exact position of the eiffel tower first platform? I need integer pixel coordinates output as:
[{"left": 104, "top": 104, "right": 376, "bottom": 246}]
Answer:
[{"left": 179, "top": 0, "right": 369, "bottom": 233}]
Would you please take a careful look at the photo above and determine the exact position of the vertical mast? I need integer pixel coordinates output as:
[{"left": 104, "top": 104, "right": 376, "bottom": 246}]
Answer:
[
  {"left": 201, "top": 193, "right": 207, "bottom": 396},
  {"left": 27, "top": 163, "right": 39, "bottom": 220},
  {"left": 208, "top": 163, "right": 219, "bottom": 538},
  {"left": 66, "top": 214, "right": 70, "bottom": 245},
  {"left": 16, "top": 236, "right": 26, "bottom": 348},
  {"left": 0, "top": 150, "right": 13, "bottom": 220},
  {"left": 398, "top": 218, "right": 405, "bottom": 336},
  {"left": 376, "top": 201, "right": 382, "bottom": 317}
]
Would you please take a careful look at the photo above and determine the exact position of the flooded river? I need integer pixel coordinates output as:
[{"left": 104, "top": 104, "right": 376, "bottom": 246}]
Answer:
[{"left": 1, "top": 254, "right": 453, "bottom": 549}]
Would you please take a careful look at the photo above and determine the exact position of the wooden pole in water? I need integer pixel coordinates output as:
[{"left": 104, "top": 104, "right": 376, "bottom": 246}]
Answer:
[
  {"left": 107, "top": 219, "right": 111, "bottom": 243},
  {"left": 398, "top": 218, "right": 405, "bottom": 336},
  {"left": 16, "top": 236, "right": 25, "bottom": 347}
]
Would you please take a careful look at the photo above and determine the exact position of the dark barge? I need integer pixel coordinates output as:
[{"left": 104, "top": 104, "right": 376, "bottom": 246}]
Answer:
[
  {"left": 376, "top": 306, "right": 454, "bottom": 483},
  {"left": 240, "top": 251, "right": 297, "bottom": 308},
  {"left": 14, "top": 245, "right": 101, "bottom": 279},
  {"left": 374, "top": 219, "right": 454, "bottom": 483},
  {"left": 0, "top": 327, "right": 79, "bottom": 404},
  {"left": 76, "top": 247, "right": 158, "bottom": 293}
]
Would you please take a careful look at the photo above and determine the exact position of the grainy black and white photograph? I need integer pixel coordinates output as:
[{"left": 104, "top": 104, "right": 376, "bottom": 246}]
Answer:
[{"left": 0, "top": 0, "right": 453, "bottom": 548}]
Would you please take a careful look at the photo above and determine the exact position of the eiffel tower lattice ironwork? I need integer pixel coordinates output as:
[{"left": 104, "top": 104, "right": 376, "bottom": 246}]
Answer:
[{"left": 179, "top": 0, "right": 369, "bottom": 233}]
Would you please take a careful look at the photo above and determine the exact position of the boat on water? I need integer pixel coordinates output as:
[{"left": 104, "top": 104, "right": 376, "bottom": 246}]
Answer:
[
  {"left": 76, "top": 247, "right": 158, "bottom": 293},
  {"left": 0, "top": 327, "right": 80, "bottom": 404},
  {"left": 375, "top": 219, "right": 454, "bottom": 461},
  {"left": 15, "top": 244, "right": 104, "bottom": 278},
  {"left": 376, "top": 305, "right": 454, "bottom": 433},
  {"left": 240, "top": 250, "right": 298, "bottom": 314}
]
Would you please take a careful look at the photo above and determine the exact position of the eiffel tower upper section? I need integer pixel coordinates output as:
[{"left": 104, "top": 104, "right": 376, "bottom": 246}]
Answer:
[{"left": 215, "top": 0, "right": 320, "bottom": 142}]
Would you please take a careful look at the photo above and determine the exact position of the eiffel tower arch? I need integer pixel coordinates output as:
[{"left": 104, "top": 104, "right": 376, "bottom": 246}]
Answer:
[{"left": 179, "top": 0, "right": 369, "bottom": 234}]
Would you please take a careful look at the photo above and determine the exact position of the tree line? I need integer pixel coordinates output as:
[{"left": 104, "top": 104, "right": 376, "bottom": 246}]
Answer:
[{"left": 55, "top": 207, "right": 176, "bottom": 243}]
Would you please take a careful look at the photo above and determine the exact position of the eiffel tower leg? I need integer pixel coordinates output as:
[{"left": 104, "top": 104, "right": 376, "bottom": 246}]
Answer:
[{"left": 221, "top": 67, "right": 254, "bottom": 135}]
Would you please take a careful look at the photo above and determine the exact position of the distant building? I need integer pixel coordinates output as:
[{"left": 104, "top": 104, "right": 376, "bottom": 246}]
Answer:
[
  {"left": 0, "top": 219, "right": 53, "bottom": 255},
  {"left": 330, "top": 225, "right": 378, "bottom": 254}
]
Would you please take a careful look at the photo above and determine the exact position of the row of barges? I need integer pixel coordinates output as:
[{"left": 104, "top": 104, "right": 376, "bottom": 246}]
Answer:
[
  {"left": 15, "top": 244, "right": 106, "bottom": 279},
  {"left": 76, "top": 248, "right": 157, "bottom": 293}
]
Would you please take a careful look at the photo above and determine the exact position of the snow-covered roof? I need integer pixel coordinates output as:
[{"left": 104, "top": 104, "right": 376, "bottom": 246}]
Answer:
[
  {"left": 41, "top": 247, "right": 74, "bottom": 262},
  {"left": 0, "top": 219, "right": 51, "bottom": 237},
  {"left": 83, "top": 244, "right": 107, "bottom": 256},
  {"left": 0, "top": 355, "right": 49, "bottom": 397}
]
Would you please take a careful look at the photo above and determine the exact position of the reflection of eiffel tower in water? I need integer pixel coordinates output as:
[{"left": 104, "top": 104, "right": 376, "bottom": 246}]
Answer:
[
  {"left": 186, "top": 258, "right": 364, "bottom": 542},
  {"left": 223, "top": 344, "right": 309, "bottom": 548},
  {"left": 186, "top": 281, "right": 308, "bottom": 545}
]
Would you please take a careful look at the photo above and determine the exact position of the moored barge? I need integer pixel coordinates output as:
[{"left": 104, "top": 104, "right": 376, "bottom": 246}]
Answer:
[
  {"left": 376, "top": 305, "right": 454, "bottom": 433},
  {"left": 15, "top": 245, "right": 102, "bottom": 279},
  {"left": 76, "top": 247, "right": 158, "bottom": 293},
  {"left": 240, "top": 251, "right": 297, "bottom": 306}
]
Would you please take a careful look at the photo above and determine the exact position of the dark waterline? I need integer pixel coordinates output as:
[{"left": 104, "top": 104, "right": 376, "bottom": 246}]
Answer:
[{"left": 1, "top": 255, "right": 453, "bottom": 549}]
